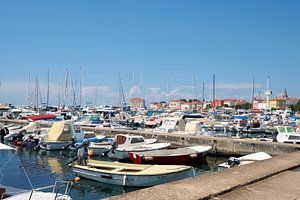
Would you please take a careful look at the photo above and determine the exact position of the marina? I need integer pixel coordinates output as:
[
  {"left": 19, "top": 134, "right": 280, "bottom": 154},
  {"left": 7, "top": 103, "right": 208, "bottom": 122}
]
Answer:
[{"left": 1, "top": 1, "right": 300, "bottom": 199}]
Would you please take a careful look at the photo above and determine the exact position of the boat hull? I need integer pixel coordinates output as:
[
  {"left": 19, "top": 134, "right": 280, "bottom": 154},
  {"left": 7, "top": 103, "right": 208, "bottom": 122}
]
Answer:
[
  {"left": 40, "top": 142, "right": 69, "bottom": 150},
  {"left": 129, "top": 151, "right": 208, "bottom": 165},
  {"left": 72, "top": 166, "right": 194, "bottom": 187}
]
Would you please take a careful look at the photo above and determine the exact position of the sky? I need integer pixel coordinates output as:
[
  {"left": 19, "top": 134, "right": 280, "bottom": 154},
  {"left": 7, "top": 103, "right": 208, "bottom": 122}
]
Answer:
[{"left": 0, "top": 0, "right": 300, "bottom": 106}]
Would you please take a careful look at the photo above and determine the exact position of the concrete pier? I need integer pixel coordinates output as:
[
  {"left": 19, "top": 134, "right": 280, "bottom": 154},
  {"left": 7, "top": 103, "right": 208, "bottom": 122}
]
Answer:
[{"left": 104, "top": 151, "right": 300, "bottom": 200}]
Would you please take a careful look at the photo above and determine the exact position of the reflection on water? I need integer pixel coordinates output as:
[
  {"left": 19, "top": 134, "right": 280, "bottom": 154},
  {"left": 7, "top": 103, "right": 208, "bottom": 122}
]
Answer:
[{"left": 0, "top": 147, "right": 228, "bottom": 200}]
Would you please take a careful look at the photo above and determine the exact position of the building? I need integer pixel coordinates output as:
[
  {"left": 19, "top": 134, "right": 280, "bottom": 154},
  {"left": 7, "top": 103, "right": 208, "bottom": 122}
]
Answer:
[
  {"left": 211, "top": 100, "right": 225, "bottom": 108},
  {"left": 149, "top": 101, "right": 167, "bottom": 110},
  {"left": 168, "top": 100, "right": 182, "bottom": 110},
  {"left": 252, "top": 99, "right": 268, "bottom": 110},
  {"left": 129, "top": 98, "right": 146, "bottom": 109},
  {"left": 223, "top": 99, "right": 237, "bottom": 107},
  {"left": 270, "top": 97, "right": 299, "bottom": 110}
]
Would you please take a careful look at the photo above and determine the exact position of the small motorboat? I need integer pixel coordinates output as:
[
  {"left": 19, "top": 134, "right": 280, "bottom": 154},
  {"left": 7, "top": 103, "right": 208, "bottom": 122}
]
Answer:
[
  {"left": 218, "top": 152, "right": 272, "bottom": 169},
  {"left": 107, "top": 134, "right": 170, "bottom": 160},
  {"left": 129, "top": 145, "right": 212, "bottom": 165},
  {"left": 88, "top": 134, "right": 157, "bottom": 157},
  {"left": 71, "top": 159, "right": 194, "bottom": 187},
  {"left": 39, "top": 121, "right": 95, "bottom": 150}
]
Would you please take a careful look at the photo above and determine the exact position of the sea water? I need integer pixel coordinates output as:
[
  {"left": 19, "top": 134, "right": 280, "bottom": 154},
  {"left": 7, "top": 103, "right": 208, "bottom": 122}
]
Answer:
[{"left": 0, "top": 147, "right": 227, "bottom": 200}]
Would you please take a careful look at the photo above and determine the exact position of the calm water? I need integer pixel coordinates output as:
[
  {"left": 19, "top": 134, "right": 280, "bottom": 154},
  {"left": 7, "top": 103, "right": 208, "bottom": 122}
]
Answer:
[{"left": 0, "top": 147, "right": 227, "bottom": 200}]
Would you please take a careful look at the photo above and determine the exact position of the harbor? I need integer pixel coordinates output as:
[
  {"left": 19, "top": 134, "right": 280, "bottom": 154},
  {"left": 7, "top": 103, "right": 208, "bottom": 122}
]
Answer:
[{"left": 1, "top": 1, "right": 300, "bottom": 199}]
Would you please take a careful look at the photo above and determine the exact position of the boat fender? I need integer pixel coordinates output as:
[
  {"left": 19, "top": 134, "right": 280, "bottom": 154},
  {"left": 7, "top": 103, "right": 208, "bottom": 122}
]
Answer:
[
  {"left": 144, "top": 156, "right": 153, "bottom": 161},
  {"left": 189, "top": 153, "right": 198, "bottom": 158},
  {"left": 122, "top": 174, "right": 127, "bottom": 186}
]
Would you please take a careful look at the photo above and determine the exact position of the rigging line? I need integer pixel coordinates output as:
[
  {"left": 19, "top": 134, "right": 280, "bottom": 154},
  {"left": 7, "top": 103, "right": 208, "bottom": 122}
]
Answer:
[
  {"left": 21, "top": 165, "right": 34, "bottom": 190},
  {"left": 0, "top": 151, "right": 17, "bottom": 183},
  {"left": 0, "top": 150, "right": 17, "bottom": 172}
]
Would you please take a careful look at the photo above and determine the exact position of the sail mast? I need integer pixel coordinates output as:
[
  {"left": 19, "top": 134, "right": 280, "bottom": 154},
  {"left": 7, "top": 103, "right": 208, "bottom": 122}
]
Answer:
[{"left": 46, "top": 69, "right": 50, "bottom": 107}]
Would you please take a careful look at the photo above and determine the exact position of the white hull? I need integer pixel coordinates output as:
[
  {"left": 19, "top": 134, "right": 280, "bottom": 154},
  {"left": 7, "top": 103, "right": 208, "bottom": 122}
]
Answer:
[
  {"left": 40, "top": 142, "right": 69, "bottom": 150},
  {"left": 108, "top": 143, "right": 171, "bottom": 160},
  {"left": 73, "top": 166, "right": 194, "bottom": 187}
]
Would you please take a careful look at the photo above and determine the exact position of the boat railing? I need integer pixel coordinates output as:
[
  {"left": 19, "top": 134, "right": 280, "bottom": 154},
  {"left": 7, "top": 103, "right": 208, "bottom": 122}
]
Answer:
[{"left": 33, "top": 180, "right": 73, "bottom": 198}]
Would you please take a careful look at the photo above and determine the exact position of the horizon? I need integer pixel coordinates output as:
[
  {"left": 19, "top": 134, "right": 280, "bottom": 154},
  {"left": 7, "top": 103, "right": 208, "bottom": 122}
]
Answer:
[{"left": 1, "top": 1, "right": 300, "bottom": 105}]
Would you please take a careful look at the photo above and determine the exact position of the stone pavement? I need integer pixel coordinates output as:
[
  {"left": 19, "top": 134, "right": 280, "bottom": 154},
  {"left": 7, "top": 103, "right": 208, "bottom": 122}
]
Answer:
[{"left": 104, "top": 151, "right": 300, "bottom": 200}]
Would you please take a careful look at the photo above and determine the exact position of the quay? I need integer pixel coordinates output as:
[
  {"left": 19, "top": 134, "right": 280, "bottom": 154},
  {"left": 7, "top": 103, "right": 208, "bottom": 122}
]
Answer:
[{"left": 104, "top": 151, "right": 300, "bottom": 200}]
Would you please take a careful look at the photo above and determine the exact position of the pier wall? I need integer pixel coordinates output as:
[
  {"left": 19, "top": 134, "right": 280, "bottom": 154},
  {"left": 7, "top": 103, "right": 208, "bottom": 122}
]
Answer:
[
  {"left": 1, "top": 119, "right": 300, "bottom": 156},
  {"left": 83, "top": 127, "right": 300, "bottom": 156}
]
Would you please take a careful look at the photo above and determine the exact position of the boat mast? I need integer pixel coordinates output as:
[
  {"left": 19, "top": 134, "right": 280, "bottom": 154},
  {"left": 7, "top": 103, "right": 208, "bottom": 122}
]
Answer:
[
  {"left": 94, "top": 86, "right": 98, "bottom": 107},
  {"left": 119, "top": 76, "right": 126, "bottom": 109},
  {"left": 63, "top": 68, "right": 69, "bottom": 108},
  {"left": 46, "top": 69, "right": 50, "bottom": 107},
  {"left": 212, "top": 74, "right": 216, "bottom": 111},
  {"left": 202, "top": 82, "right": 205, "bottom": 102},
  {"left": 251, "top": 78, "right": 255, "bottom": 109},
  {"left": 27, "top": 71, "right": 32, "bottom": 107},
  {"left": 265, "top": 76, "right": 272, "bottom": 111},
  {"left": 192, "top": 73, "right": 197, "bottom": 100},
  {"left": 35, "top": 76, "right": 39, "bottom": 112},
  {"left": 79, "top": 66, "right": 83, "bottom": 109}
]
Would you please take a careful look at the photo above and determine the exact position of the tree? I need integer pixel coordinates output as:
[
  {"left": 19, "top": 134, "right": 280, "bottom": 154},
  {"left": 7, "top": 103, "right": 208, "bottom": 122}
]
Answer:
[
  {"left": 235, "top": 103, "right": 252, "bottom": 110},
  {"left": 289, "top": 100, "right": 300, "bottom": 112}
]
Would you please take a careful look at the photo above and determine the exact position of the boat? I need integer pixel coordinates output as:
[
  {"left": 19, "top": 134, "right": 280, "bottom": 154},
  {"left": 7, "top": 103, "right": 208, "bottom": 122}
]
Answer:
[
  {"left": 22, "top": 114, "right": 57, "bottom": 121},
  {"left": 39, "top": 121, "right": 92, "bottom": 150},
  {"left": 107, "top": 134, "right": 170, "bottom": 160},
  {"left": 275, "top": 126, "right": 300, "bottom": 144},
  {"left": 0, "top": 143, "right": 72, "bottom": 200},
  {"left": 71, "top": 159, "right": 194, "bottom": 187},
  {"left": 129, "top": 145, "right": 212, "bottom": 165},
  {"left": 3, "top": 181, "right": 72, "bottom": 200},
  {"left": 88, "top": 134, "right": 157, "bottom": 156},
  {"left": 218, "top": 152, "right": 272, "bottom": 169}
]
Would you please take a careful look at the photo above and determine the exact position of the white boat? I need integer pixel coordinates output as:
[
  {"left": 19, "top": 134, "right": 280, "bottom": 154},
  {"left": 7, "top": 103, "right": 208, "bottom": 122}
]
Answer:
[
  {"left": 218, "top": 152, "right": 272, "bottom": 169},
  {"left": 39, "top": 121, "right": 90, "bottom": 150},
  {"left": 88, "top": 134, "right": 157, "bottom": 156},
  {"left": 107, "top": 134, "right": 170, "bottom": 160},
  {"left": 72, "top": 159, "right": 194, "bottom": 187},
  {"left": 3, "top": 181, "right": 72, "bottom": 200},
  {"left": 0, "top": 144, "right": 72, "bottom": 200},
  {"left": 275, "top": 126, "right": 300, "bottom": 144}
]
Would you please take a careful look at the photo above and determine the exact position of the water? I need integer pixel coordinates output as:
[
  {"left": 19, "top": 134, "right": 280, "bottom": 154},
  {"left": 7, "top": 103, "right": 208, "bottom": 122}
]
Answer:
[{"left": 0, "top": 147, "right": 228, "bottom": 200}]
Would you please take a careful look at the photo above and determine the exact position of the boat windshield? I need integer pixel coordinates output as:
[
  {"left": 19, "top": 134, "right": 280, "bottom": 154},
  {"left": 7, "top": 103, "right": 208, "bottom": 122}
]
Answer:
[
  {"left": 131, "top": 137, "right": 144, "bottom": 144},
  {"left": 278, "top": 127, "right": 286, "bottom": 133},
  {"left": 286, "top": 127, "right": 295, "bottom": 133}
]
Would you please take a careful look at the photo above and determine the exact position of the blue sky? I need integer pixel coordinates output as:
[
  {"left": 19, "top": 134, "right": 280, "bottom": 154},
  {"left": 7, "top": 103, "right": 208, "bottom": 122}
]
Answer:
[{"left": 0, "top": 0, "right": 300, "bottom": 105}]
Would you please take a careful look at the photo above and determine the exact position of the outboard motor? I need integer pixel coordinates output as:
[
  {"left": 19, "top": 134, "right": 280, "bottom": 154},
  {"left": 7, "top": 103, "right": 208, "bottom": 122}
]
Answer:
[
  {"left": 101, "top": 141, "right": 118, "bottom": 157},
  {"left": 67, "top": 139, "right": 90, "bottom": 166},
  {"left": 63, "top": 137, "right": 77, "bottom": 150}
]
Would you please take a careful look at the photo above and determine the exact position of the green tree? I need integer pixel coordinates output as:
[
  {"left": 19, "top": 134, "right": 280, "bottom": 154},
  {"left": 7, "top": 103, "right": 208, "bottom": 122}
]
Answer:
[{"left": 290, "top": 100, "right": 300, "bottom": 112}]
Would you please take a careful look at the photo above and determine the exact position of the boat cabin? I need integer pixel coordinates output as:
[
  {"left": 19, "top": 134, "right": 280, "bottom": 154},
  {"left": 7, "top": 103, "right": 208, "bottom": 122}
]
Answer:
[{"left": 275, "top": 126, "right": 300, "bottom": 144}]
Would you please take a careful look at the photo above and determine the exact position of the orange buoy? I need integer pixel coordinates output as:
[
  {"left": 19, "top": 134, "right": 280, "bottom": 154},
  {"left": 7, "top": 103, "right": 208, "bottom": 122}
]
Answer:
[
  {"left": 74, "top": 176, "right": 81, "bottom": 183},
  {"left": 88, "top": 149, "right": 94, "bottom": 159}
]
